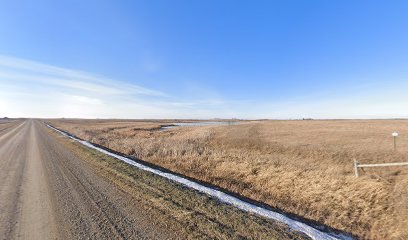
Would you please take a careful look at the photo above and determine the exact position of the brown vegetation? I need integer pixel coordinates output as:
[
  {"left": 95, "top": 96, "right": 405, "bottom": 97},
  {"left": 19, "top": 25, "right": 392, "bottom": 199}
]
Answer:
[
  {"left": 0, "top": 119, "right": 21, "bottom": 132},
  {"left": 51, "top": 123, "right": 306, "bottom": 240},
  {"left": 48, "top": 119, "right": 408, "bottom": 239}
]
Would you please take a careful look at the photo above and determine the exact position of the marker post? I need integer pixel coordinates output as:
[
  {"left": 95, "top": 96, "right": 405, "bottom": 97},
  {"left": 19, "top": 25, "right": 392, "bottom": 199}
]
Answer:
[{"left": 392, "top": 132, "right": 399, "bottom": 151}]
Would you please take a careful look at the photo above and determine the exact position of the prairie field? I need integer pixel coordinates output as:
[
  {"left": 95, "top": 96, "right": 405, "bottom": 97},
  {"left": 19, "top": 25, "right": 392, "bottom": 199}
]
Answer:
[
  {"left": 48, "top": 119, "right": 408, "bottom": 239},
  {"left": 0, "top": 118, "right": 20, "bottom": 132}
]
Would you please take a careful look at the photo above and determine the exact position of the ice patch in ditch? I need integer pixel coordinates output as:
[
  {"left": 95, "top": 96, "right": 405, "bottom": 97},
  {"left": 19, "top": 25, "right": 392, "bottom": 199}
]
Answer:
[{"left": 47, "top": 124, "right": 352, "bottom": 240}]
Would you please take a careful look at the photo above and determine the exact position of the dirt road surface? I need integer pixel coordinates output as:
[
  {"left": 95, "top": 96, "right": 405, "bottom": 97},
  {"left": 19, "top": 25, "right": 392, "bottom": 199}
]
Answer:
[{"left": 0, "top": 119, "right": 308, "bottom": 240}]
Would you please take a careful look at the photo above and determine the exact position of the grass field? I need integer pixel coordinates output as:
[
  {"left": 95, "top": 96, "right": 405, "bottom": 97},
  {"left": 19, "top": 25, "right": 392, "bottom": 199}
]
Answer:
[
  {"left": 50, "top": 124, "right": 307, "bottom": 239},
  {"left": 0, "top": 118, "right": 21, "bottom": 132},
  {"left": 48, "top": 119, "right": 408, "bottom": 239}
]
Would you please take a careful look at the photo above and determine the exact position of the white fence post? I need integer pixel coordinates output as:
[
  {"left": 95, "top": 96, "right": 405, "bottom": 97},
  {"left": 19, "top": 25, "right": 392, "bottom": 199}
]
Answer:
[{"left": 353, "top": 159, "right": 359, "bottom": 177}]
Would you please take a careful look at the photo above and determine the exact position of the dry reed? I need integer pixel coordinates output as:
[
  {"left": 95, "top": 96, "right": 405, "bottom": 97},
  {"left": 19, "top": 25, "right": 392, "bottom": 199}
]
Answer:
[{"left": 49, "top": 119, "right": 408, "bottom": 239}]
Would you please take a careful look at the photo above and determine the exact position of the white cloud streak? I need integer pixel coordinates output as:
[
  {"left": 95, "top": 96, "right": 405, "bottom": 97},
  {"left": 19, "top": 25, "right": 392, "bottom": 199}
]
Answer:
[
  {"left": 0, "top": 55, "right": 166, "bottom": 97},
  {"left": 1, "top": 54, "right": 407, "bottom": 119},
  {"left": 0, "top": 55, "right": 235, "bottom": 118}
]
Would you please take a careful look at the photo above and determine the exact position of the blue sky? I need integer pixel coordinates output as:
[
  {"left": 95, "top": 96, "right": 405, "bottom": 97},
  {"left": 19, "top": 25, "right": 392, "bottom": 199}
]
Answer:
[{"left": 1, "top": 0, "right": 408, "bottom": 119}]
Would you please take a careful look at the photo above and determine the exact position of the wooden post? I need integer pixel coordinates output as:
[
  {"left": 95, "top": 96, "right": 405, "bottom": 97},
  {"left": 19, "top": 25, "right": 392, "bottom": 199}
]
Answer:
[{"left": 353, "top": 159, "right": 359, "bottom": 177}]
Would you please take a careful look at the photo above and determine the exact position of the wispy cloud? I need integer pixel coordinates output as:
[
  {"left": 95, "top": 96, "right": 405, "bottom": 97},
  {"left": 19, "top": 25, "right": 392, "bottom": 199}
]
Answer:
[
  {"left": 0, "top": 54, "right": 234, "bottom": 118},
  {"left": 1, "top": 54, "right": 407, "bottom": 119},
  {"left": 0, "top": 55, "right": 166, "bottom": 97}
]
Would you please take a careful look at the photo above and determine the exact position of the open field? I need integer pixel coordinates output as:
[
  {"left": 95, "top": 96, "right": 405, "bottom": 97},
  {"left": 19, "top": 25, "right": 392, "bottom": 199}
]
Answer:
[
  {"left": 49, "top": 119, "right": 408, "bottom": 239},
  {"left": 0, "top": 119, "right": 307, "bottom": 239},
  {"left": 0, "top": 119, "right": 22, "bottom": 133}
]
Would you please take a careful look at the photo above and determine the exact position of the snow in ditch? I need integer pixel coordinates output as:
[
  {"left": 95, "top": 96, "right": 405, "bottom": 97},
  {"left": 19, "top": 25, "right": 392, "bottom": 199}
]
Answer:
[{"left": 47, "top": 124, "right": 352, "bottom": 240}]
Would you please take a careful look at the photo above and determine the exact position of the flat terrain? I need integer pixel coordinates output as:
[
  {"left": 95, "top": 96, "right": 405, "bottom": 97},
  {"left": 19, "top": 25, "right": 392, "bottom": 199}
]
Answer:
[
  {"left": 0, "top": 119, "right": 307, "bottom": 239},
  {"left": 49, "top": 119, "right": 408, "bottom": 239}
]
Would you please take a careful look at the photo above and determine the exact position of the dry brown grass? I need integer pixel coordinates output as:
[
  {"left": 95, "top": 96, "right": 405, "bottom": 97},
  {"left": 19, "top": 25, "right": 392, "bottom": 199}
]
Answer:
[
  {"left": 53, "top": 126, "right": 307, "bottom": 240},
  {"left": 0, "top": 119, "right": 21, "bottom": 132},
  {"left": 48, "top": 119, "right": 408, "bottom": 239}
]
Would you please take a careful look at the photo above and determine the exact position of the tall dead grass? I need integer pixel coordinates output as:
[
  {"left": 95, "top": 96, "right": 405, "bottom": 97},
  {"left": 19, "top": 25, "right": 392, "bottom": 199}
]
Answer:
[{"left": 49, "top": 119, "right": 408, "bottom": 239}]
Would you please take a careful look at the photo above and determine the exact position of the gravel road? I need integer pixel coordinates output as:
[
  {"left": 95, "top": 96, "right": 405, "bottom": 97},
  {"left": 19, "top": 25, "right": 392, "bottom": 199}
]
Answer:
[{"left": 0, "top": 119, "right": 308, "bottom": 240}]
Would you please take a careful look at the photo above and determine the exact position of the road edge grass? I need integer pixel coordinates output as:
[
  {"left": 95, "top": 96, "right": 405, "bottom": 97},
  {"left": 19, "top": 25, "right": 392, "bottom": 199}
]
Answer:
[{"left": 48, "top": 126, "right": 310, "bottom": 240}]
